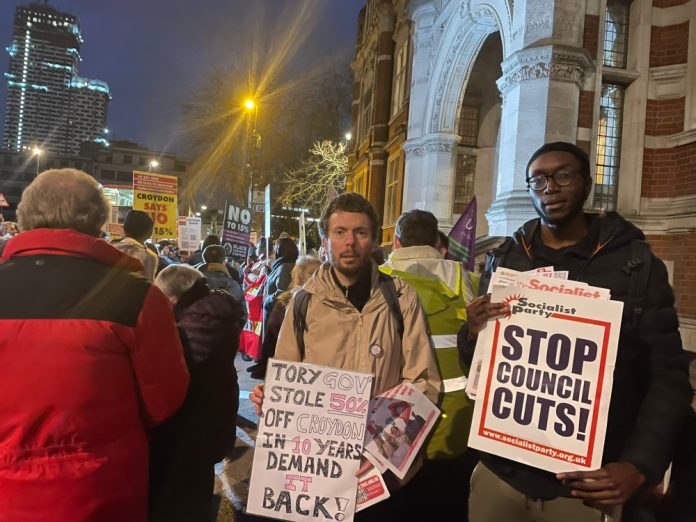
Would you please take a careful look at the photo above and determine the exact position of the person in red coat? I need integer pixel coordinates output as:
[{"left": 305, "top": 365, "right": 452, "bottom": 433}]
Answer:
[{"left": 0, "top": 169, "right": 190, "bottom": 522}]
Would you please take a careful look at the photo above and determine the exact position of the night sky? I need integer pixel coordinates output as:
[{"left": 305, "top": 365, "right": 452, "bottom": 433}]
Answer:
[{"left": 0, "top": 0, "right": 363, "bottom": 157}]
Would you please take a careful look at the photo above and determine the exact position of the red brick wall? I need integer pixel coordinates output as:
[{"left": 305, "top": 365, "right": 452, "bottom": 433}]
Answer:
[
  {"left": 583, "top": 14, "right": 599, "bottom": 58},
  {"left": 650, "top": 22, "right": 690, "bottom": 67},
  {"left": 646, "top": 97, "right": 685, "bottom": 135},
  {"left": 646, "top": 233, "right": 696, "bottom": 317},
  {"left": 642, "top": 141, "right": 696, "bottom": 197},
  {"left": 578, "top": 90, "right": 594, "bottom": 128},
  {"left": 652, "top": 0, "right": 690, "bottom": 7}
]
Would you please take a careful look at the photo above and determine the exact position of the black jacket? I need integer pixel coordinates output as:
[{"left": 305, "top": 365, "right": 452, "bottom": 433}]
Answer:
[
  {"left": 262, "top": 257, "right": 294, "bottom": 317},
  {"left": 459, "top": 212, "right": 690, "bottom": 499}
]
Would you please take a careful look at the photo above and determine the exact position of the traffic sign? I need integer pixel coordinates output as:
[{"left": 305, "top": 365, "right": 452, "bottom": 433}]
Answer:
[
  {"left": 252, "top": 204, "right": 264, "bottom": 213},
  {"left": 0, "top": 193, "right": 8, "bottom": 207}
]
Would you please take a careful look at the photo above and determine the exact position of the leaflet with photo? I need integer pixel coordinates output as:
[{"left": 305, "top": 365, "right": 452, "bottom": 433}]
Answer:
[{"left": 363, "top": 383, "right": 440, "bottom": 480}]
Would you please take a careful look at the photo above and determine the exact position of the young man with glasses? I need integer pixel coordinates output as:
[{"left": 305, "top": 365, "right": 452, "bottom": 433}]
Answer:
[{"left": 459, "top": 142, "right": 690, "bottom": 521}]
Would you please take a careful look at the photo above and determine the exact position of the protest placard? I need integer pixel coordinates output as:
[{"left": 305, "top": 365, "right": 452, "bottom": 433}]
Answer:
[
  {"left": 177, "top": 216, "right": 201, "bottom": 252},
  {"left": 363, "top": 383, "right": 439, "bottom": 480},
  {"left": 247, "top": 359, "right": 373, "bottom": 522},
  {"left": 132, "top": 171, "right": 177, "bottom": 239},
  {"left": 468, "top": 285, "right": 623, "bottom": 473},
  {"left": 222, "top": 202, "right": 251, "bottom": 260}
]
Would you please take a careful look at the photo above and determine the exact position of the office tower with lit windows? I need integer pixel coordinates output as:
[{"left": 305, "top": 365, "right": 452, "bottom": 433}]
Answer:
[{"left": 2, "top": 1, "right": 110, "bottom": 155}]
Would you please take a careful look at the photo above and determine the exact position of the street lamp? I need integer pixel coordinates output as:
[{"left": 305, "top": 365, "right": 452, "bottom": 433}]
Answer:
[
  {"left": 201, "top": 205, "right": 208, "bottom": 211},
  {"left": 149, "top": 160, "right": 159, "bottom": 172},
  {"left": 32, "top": 146, "right": 43, "bottom": 177},
  {"left": 244, "top": 98, "right": 261, "bottom": 208},
  {"left": 344, "top": 132, "right": 352, "bottom": 141}
]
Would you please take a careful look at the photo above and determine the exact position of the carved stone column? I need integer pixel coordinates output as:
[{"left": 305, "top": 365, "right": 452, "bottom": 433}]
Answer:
[
  {"left": 402, "top": 133, "right": 461, "bottom": 226},
  {"left": 487, "top": 44, "right": 592, "bottom": 236}
]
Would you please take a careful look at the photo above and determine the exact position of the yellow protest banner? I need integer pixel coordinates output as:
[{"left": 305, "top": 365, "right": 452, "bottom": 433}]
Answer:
[{"left": 132, "top": 170, "right": 178, "bottom": 239}]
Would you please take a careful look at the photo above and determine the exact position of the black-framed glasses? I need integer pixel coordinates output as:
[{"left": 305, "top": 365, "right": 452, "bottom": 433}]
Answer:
[{"left": 526, "top": 170, "right": 578, "bottom": 191}]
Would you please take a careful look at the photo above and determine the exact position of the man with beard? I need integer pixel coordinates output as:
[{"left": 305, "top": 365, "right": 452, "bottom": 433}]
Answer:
[
  {"left": 459, "top": 142, "right": 690, "bottom": 521},
  {"left": 250, "top": 192, "right": 440, "bottom": 520}
]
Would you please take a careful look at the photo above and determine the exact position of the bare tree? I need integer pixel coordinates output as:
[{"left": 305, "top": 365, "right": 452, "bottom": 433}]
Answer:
[{"left": 278, "top": 139, "right": 347, "bottom": 213}]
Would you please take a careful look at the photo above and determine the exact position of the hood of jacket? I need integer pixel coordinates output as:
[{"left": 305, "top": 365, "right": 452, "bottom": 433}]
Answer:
[
  {"left": 1, "top": 228, "right": 143, "bottom": 272},
  {"left": 199, "top": 262, "right": 230, "bottom": 276},
  {"left": 383, "top": 245, "right": 461, "bottom": 293},
  {"left": 510, "top": 211, "right": 644, "bottom": 260}
]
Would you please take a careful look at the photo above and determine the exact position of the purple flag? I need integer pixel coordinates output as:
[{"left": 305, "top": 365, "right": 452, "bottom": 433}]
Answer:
[{"left": 446, "top": 196, "right": 477, "bottom": 270}]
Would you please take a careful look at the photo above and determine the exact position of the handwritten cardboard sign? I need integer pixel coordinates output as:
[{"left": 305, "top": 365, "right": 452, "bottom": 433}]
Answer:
[
  {"left": 468, "top": 286, "right": 623, "bottom": 473},
  {"left": 247, "top": 359, "right": 373, "bottom": 522}
]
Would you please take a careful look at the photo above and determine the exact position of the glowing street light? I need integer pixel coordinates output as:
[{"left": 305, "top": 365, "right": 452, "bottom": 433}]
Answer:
[
  {"left": 201, "top": 205, "right": 208, "bottom": 211},
  {"left": 244, "top": 99, "right": 256, "bottom": 110},
  {"left": 344, "top": 132, "right": 352, "bottom": 141},
  {"left": 33, "top": 146, "right": 43, "bottom": 177},
  {"left": 149, "top": 160, "right": 159, "bottom": 172}
]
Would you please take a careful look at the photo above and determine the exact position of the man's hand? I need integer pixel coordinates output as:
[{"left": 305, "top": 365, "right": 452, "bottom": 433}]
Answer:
[
  {"left": 250, "top": 383, "right": 265, "bottom": 416},
  {"left": 466, "top": 294, "right": 510, "bottom": 341},
  {"left": 557, "top": 462, "right": 646, "bottom": 508}
]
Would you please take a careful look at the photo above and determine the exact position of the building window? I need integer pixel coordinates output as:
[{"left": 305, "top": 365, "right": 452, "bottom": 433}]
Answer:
[
  {"left": 458, "top": 105, "right": 479, "bottom": 147},
  {"left": 593, "top": 83, "right": 625, "bottom": 211},
  {"left": 123, "top": 154, "right": 133, "bottom": 164},
  {"left": 353, "top": 172, "right": 366, "bottom": 196},
  {"left": 383, "top": 156, "right": 401, "bottom": 227},
  {"left": 603, "top": 0, "right": 630, "bottom": 68},
  {"left": 391, "top": 42, "right": 407, "bottom": 117},
  {"left": 453, "top": 152, "right": 476, "bottom": 214},
  {"left": 358, "top": 78, "right": 373, "bottom": 143}
]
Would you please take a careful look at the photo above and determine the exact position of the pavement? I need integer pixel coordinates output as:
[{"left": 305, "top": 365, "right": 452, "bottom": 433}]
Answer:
[{"left": 213, "top": 353, "right": 264, "bottom": 522}]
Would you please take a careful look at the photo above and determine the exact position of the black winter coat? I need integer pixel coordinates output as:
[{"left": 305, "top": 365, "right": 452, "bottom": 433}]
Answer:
[
  {"left": 262, "top": 257, "right": 294, "bottom": 318},
  {"left": 459, "top": 212, "right": 691, "bottom": 499},
  {"left": 150, "top": 280, "right": 245, "bottom": 465}
]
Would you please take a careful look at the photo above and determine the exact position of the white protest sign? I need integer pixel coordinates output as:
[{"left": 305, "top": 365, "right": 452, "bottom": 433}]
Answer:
[
  {"left": 177, "top": 216, "right": 202, "bottom": 252},
  {"left": 247, "top": 359, "right": 373, "bottom": 522},
  {"left": 468, "top": 286, "right": 623, "bottom": 473}
]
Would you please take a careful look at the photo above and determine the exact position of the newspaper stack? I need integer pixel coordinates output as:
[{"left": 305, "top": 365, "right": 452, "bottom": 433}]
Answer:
[{"left": 356, "top": 383, "right": 440, "bottom": 511}]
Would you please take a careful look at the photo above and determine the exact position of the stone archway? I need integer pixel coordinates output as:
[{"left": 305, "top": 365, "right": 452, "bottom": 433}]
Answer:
[
  {"left": 404, "top": 0, "right": 592, "bottom": 237},
  {"left": 403, "top": 0, "right": 512, "bottom": 229}
]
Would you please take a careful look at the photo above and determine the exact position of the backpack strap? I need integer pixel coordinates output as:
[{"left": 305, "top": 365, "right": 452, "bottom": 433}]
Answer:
[
  {"left": 623, "top": 239, "right": 653, "bottom": 324},
  {"left": 292, "top": 289, "right": 312, "bottom": 360},
  {"left": 378, "top": 272, "right": 404, "bottom": 339}
]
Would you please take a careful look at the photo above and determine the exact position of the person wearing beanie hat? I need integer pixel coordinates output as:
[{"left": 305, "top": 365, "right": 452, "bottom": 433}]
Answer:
[
  {"left": 113, "top": 210, "right": 158, "bottom": 281},
  {"left": 123, "top": 210, "right": 155, "bottom": 244},
  {"left": 461, "top": 142, "right": 689, "bottom": 521}
]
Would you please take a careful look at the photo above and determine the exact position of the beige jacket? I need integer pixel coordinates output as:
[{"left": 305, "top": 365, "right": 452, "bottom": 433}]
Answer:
[
  {"left": 275, "top": 262, "right": 441, "bottom": 403},
  {"left": 112, "top": 237, "right": 158, "bottom": 281}
]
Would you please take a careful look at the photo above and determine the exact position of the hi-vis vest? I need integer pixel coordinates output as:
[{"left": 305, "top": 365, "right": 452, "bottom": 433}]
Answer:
[{"left": 380, "top": 263, "right": 479, "bottom": 459}]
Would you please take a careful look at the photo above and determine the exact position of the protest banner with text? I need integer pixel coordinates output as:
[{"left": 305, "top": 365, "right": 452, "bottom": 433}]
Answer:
[
  {"left": 468, "top": 286, "right": 623, "bottom": 473},
  {"left": 222, "top": 202, "right": 252, "bottom": 260},
  {"left": 132, "top": 171, "right": 178, "bottom": 240},
  {"left": 247, "top": 359, "right": 373, "bottom": 522}
]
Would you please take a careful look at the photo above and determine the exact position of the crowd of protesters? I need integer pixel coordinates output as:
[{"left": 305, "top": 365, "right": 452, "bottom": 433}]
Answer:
[{"left": 0, "top": 140, "right": 694, "bottom": 522}]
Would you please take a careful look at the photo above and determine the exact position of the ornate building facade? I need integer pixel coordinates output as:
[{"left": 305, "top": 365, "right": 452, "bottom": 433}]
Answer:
[{"left": 348, "top": 0, "right": 696, "bottom": 349}]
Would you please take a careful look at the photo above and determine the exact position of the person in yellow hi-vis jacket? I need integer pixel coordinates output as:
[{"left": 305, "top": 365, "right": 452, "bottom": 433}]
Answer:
[{"left": 381, "top": 209, "right": 480, "bottom": 520}]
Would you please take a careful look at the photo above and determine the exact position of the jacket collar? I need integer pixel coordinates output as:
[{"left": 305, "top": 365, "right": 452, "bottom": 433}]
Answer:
[{"left": 1, "top": 228, "right": 144, "bottom": 272}]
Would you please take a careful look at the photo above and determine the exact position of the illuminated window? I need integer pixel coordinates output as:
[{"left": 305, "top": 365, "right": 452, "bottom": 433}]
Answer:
[
  {"left": 593, "top": 83, "right": 625, "bottom": 211},
  {"left": 458, "top": 105, "right": 479, "bottom": 147},
  {"left": 383, "top": 155, "right": 401, "bottom": 226},
  {"left": 603, "top": 0, "right": 630, "bottom": 68},
  {"left": 453, "top": 152, "right": 476, "bottom": 214},
  {"left": 391, "top": 42, "right": 407, "bottom": 117}
]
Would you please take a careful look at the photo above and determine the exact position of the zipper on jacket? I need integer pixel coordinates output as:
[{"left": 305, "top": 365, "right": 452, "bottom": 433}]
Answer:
[{"left": 359, "top": 314, "right": 363, "bottom": 327}]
